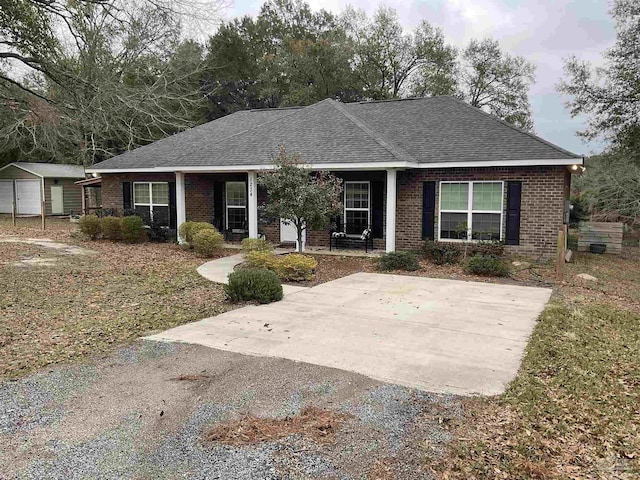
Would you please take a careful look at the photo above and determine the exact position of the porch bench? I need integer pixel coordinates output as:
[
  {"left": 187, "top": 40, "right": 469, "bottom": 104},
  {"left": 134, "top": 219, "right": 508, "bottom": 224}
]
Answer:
[{"left": 329, "top": 225, "right": 374, "bottom": 253}]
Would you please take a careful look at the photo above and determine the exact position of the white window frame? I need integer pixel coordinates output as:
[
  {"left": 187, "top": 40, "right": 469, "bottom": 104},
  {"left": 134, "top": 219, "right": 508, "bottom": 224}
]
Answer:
[
  {"left": 438, "top": 181, "right": 504, "bottom": 242},
  {"left": 133, "top": 181, "right": 169, "bottom": 222},
  {"left": 344, "top": 180, "right": 371, "bottom": 233},
  {"left": 225, "top": 181, "right": 247, "bottom": 230}
]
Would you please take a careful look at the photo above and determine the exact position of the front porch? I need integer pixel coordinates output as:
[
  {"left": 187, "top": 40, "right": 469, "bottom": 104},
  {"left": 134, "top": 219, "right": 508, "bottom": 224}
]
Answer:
[{"left": 173, "top": 169, "right": 399, "bottom": 252}]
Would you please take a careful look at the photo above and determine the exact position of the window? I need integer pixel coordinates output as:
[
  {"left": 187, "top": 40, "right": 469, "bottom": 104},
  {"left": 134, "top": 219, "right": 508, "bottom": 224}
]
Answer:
[
  {"left": 439, "top": 181, "right": 503, "bottom": 241},
  {"left": 133, "top": 182, "right": 169, "bottom": 226},
  {"left": 344, "top": 181, "right": 370, "bottom": 234},
  {"left": 226, "top": 181, "right": 247, "bottom": 230}
]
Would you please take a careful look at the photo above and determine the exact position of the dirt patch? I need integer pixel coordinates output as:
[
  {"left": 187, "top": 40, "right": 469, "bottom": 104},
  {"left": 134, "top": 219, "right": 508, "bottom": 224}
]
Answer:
[{"left": 205, "top": 406, "right": 351, "bottom": 446}]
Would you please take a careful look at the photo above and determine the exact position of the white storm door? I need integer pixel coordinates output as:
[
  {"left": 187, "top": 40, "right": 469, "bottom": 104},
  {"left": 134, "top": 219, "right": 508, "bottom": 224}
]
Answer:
[
  {"left": 51, "top": 185, "right": 64, "bottom": 214},
  {"left": 15, "top": 180, "right": 42, "bottom": 215},
  {"left": 0, "top": 180, "right": 13, "bottom": 214},
  {"left": 280, "top": 218, "right": 306, "bottom": 250}
]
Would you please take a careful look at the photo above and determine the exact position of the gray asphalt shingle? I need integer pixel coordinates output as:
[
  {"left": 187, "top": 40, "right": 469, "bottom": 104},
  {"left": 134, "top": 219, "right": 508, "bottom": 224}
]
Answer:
[{"left": 90, "top": 97, "right": 580, "bottom": 170}]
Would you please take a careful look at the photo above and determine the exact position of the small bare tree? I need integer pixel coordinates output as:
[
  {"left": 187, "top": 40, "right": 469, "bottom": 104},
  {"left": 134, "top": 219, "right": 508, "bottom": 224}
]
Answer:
[{"left": 258, "top": 146, "right": 342, "bottom": 252}]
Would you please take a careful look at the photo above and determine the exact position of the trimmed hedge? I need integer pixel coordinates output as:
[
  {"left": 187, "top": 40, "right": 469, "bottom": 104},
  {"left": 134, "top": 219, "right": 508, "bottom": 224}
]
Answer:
[
  {"left": 465, "top": 254, "right": 510, "bottom": 277},
  {"left": 121, "top": 216, "right": 146, "bottom": 243},
  {"left": 241, "top": 237, "right": 273, "bottom": 254},
  {"left": 78, "top": 215, "right": 101, "bottom": 240},
  {"left": 225, "top": 269, "right": 283, "bottom": 304},
  {"left": 179, "top": 221, "right": 214, "bottom": 245},
  {"left": 245, "top": 252, "right": 317, "bottom": 282},
  {"left": 246, "top": 250, "right": 279, "bottom": 270},
  {"left": 192, "top": 229, "right": 224, "bottom": 257},
  {"left": 465, "top": 241, "right": 505, "bottom": 257},
  {"left": 379, "top": 251, "right": 420, "bottom": 271},
  {"left": 100, "top": 216, "right": 122, "bottom": 240},
  {"left": 423, "top": 240, "right": 461, "bottom": 265},
  {"left": 275, "top": 253, "right": 317, "bottom": 282}
]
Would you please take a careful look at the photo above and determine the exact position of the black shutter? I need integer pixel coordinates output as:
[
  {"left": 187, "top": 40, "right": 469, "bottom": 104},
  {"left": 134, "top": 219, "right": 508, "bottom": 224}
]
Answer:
[
  {"left": 371, "top": 181, "right": 384, "bottom": 238},
  {"left": 213, "top": 181, "right": 224, "bottom": 230},
  {"left": 168, "top": 181, "right": 176, "bottom": 229},
  {"left": 122, "top": 182, "right": 132, "bottom": 213},
  {"left": 422, "top": 181, "right": 436, "bottom": 240},
  {"left": 506, "top": 181, "right": 522, "bottom": 245}
]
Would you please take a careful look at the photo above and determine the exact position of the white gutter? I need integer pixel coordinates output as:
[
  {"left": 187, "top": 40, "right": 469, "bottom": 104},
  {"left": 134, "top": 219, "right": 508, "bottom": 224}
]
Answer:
[{"left": 86, "top": 157, "right": 583, "bottom": 174}]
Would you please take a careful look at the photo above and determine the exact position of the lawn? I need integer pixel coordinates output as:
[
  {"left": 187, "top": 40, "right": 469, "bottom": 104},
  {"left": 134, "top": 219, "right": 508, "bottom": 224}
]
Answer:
[
  {"left": 434, "top": 247, "right": 640, "bottom": 479},
  {"left": 0, "top": 216, "right": 237, "bottom": 378},
  {"left": 2, "top": 216, "right": 639, "bottom": 478}
]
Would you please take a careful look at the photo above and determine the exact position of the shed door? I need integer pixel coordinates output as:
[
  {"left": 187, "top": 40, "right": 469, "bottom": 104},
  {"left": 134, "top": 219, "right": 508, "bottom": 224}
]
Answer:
[
  {"left": 51, "top": 185, "right": 64, "bottom": 214},
  {"left": 0, "top": 180, "right": 13, "bottom": 214},
  {"left": 15, "top": 180, "right": 42, "bottom": 215}
]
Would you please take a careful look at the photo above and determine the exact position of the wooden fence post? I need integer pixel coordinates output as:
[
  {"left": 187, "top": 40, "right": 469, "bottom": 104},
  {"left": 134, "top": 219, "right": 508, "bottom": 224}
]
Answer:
[
  {"left": 556, "top": 226, "right": 567, "bottom": 281},
  {"left": 41, "top": 201, "right": 45, "bottom": 231}
]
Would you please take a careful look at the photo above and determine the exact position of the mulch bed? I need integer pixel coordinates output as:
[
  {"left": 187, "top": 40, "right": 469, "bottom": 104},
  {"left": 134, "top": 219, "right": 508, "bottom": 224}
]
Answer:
[{"left": 205, "top": 406, "right": 351, "bottom": 446}]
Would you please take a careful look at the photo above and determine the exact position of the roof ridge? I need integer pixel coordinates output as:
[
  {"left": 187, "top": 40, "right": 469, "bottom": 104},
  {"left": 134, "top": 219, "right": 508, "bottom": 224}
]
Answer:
[
  {"left": 446, "top": 96, "right": 581, "bottom": 159},
  {"left": 329, "top": 100, "right": 416, "bottom": 163}
]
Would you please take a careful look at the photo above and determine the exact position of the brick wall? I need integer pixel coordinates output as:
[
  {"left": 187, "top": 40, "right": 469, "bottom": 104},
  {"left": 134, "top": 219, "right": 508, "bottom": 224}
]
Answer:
[
  {"left": 396, "top": 166, "right": 570, "bottom": 259},
  {"left": 101, "top": 173, "right": 219, "bottom": 223},
  {"left": 101, "top": 173, "right": 175, "bottom": 211},
  {"left": 101, "top": 166, "right": 569, "bottom": 258},
  {"left": 185, "top": 174, "right": 214, "bottom": 222}
]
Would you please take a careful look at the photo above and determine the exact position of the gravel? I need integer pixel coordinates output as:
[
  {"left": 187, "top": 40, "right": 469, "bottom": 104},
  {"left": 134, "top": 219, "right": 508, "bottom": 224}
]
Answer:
[
  {"left": 0, "top": 364, "right": 95, "bottom": 435},
  {"left": 0, "top": 342, "right": 464, "bottom": 479},
  {"left": 147, "top": 402, "right": 279, "bottom": 480},
  {"left": 114, "top": 340, "right": 180, "bottom": 366},
  {"left": 349, "top": 384, "right": 425, "bottom": 451}
]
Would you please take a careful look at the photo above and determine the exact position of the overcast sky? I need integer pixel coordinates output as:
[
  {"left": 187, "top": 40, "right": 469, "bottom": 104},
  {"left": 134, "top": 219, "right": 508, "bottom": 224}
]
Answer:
[{"left": 226, "top": 0, "right": 616, "bottom": 156}]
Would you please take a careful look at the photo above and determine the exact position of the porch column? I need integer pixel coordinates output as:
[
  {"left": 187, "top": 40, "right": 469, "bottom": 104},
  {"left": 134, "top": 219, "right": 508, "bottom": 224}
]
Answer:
[
  {"left": 175, "top": 171, "right": 186, "bottom": 243},
  {"left": 385, "top": 169, "right": 397, "bottom": 252},
  {"left": 248, "top": 171, "right": 259, "bottom": 239}
]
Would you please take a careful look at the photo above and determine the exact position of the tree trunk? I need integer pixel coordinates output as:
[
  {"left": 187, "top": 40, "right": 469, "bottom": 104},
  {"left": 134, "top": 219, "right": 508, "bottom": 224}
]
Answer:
[{"left": 296, "top": 226, "right": 303, "bottom": 253}]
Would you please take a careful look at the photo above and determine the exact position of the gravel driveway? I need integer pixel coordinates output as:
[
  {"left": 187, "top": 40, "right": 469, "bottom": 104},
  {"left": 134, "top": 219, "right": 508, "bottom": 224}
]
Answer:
[{"left": 0, "top": 341, "right": 462, "bottom": 479}]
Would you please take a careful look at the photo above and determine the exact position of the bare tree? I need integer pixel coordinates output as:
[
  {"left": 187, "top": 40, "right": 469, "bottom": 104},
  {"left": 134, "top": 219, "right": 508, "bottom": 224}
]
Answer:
[
  {"left": 0, "top": 0, "right": 227, "bottom": 165},
  {"left": 459, "top": 38, "right": 536, "bottom": 131}
]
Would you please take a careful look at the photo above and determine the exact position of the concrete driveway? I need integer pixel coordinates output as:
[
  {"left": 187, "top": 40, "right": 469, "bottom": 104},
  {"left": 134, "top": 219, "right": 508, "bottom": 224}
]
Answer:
[{"left": 147, "top": 273, "right": 552, "bottom": 395}]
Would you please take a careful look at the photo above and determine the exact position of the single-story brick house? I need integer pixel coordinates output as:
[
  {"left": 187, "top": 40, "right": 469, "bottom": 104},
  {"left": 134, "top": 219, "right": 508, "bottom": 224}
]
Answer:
[{"left": 86, "top": 96, "right": 583, "bottom": 258}]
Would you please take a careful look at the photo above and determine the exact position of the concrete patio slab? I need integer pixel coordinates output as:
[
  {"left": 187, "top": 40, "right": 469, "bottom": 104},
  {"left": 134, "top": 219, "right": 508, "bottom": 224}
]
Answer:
[{"left": 146, "top": 273, "right": 552, "bottom": 395}]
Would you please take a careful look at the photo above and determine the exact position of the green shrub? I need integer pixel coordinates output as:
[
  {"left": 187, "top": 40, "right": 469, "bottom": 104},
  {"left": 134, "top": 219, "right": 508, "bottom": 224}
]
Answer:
[
  {"left": 466, "top": 241, "right": 505, "bottom": 257},
  {"left": 423, "top": 240, "right": 461, "bottom": 265},
  {"left": 225, "top": 269, "right": 283, "bottom": 304},
  {"left": 246, "top": 250, "right": 279, "bottom": 270},
  {"left": 379, "top": 251, "right": 420, "bottom": 271},
  {"left": 241, "top": 237, "right": 273, "bottom": 254},
  {"left": 465, "top": 254, "right": 510, "bottom": 277},
  {"left": 78, "top": 215, "right": 101, "bottom": 240},
  {"left": 192, "top": 228, "right": 224, "bottom": 257},
  {"left": 121, "top": 216, "right": 146, "bottom": 243},
  {"left": 275, "top": 254, "right": 317, "bottom": 281},
  {"left": 100, "top": 216, "right": 122, "bottom": 240},
  {"left": 179, "top": 221, "right": 215, "bottom": 245}
]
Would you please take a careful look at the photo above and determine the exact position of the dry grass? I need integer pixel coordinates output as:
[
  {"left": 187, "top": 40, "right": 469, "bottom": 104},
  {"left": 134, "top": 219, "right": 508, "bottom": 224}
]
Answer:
[
  {"left": 205, "top": 406, "right": 350, "bottom": 446},
  {"left": 0, "top": 216, "right": 238, "bottom": 379},
  {"left": 434, "top": 246, "right": 640, "bottom": 479}
]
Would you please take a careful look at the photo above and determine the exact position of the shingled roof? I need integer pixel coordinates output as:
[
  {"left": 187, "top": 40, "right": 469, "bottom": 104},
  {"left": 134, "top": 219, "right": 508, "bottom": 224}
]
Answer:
[{"left": 88, "top": 97, "right": 581, "bottom": 172}]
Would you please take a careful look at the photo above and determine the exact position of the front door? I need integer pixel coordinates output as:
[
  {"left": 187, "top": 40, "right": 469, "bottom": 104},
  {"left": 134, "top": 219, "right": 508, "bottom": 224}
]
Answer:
[
  {"left": 280, "top": 218, "right": 306, "bottom": 251},
  {"left": 51, "top": 185, "right": 64, "bottom": 215},
  {"left": 15, "top": 179, "right": 41, "bottom": 215}
]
